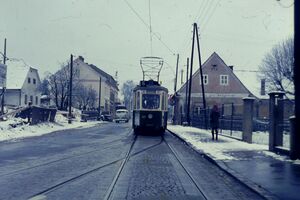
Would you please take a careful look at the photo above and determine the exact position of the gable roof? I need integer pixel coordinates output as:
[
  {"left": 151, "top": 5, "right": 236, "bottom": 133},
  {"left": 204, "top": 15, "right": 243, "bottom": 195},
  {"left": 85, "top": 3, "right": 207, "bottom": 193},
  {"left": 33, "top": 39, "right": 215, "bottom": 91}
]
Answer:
[
  {"left": 88, "top": 64, "right": 119, "bottom": 91},
  {"left": 234, "top": 71, "right": 268, "bottom": 99},
  {"left": 74, "top": 57, "right": 119, "bottom": 91},
  {"left": 177, "top": 52, "right": 254, "bottom": 97},
  {"left": 4, "top": 60, "right": 30, "bottom": 89}
]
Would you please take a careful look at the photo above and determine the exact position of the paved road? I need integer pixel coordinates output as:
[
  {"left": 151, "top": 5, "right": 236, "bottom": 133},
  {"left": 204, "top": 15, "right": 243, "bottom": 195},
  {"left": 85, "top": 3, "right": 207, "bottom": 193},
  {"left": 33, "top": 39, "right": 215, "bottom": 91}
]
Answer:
[
  {"left": 0, "top": 122, "right": 132, "bottom": 200},
  {"left": 0, "top": 122, "right": 265, "bottom": 200}
]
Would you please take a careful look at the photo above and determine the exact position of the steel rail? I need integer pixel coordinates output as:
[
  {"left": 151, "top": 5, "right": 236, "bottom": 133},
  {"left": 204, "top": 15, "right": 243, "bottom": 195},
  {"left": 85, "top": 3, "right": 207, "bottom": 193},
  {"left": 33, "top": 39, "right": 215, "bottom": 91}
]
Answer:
[
  {"left": 28, "top": 157, "right": 124, "bottom": 199},
  {"left": 103, "top": 134, "right": 164, "bottom": 200},
  {"left": 163, "top": 132, "right": 209, "bottom": 200},
  {"left": 103, "top": 134, "right": 138, "bottom": 200}
]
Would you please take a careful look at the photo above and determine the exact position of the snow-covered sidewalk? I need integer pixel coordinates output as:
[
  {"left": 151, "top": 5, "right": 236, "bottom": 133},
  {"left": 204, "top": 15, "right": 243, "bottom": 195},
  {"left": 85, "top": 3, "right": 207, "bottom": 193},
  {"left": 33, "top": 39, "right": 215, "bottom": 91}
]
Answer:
[
  {"left": 168, "top": 125, "right": 299, "bottom": 163},
  {"left": 0, "top": 114, "right": 103, "bottom": 142},
  {"left": 168, "top": 125, "right": 300, "bottom": 199}
]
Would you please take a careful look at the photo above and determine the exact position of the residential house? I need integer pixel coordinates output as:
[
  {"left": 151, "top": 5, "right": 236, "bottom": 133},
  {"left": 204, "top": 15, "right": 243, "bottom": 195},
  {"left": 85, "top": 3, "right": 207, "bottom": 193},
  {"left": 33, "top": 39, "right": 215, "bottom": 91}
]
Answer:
[
  {"left": 1, "top": 60, "right": 41, "bottom": 108},
  {"left": 176, "top": 52, "right": 254, "bottom": 118},
  {"left": 234, "top": 69, "right": 294, "bottom": 120},
  {"left": 175, "top": 52, "right": 294, "bottom": 125},
  {"left": 73, "top": 56, "right": 119, "bottom": 114}
]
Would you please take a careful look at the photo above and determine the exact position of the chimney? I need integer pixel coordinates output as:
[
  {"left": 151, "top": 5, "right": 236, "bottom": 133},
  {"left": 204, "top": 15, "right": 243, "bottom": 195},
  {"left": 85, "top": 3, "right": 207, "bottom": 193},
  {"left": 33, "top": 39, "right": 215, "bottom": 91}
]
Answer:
[
  {"left": 228, "top": 65, "right": 233, "bottom": 70},
  {"left": 78, "top": 56, "right": 84, "bottom": 62},
  {"left": 260, "top": 79, "right": 266, "bottom": 96}
]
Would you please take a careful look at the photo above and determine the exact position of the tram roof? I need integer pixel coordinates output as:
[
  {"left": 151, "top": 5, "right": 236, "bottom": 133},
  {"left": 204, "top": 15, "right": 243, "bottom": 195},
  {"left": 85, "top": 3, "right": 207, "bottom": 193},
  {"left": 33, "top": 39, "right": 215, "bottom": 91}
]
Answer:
[{"left": 133, "top": 80, "right": 168, "bottom": 92}]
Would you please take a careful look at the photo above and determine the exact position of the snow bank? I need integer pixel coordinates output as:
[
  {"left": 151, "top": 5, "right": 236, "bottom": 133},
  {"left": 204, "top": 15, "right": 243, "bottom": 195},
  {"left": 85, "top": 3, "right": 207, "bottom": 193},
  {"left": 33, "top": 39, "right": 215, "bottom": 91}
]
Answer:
[
  {"left": 220, "top": 129, "right": 290, "bottom": 148},
  {"left": 0, "top": 113, "right": 102, "bottom": 142},
  {"left": 168, "top": 125, "right": 298, "bottom": 164},
  {"left": 168, "top": 125, "right": 267, "bottom": 160}
]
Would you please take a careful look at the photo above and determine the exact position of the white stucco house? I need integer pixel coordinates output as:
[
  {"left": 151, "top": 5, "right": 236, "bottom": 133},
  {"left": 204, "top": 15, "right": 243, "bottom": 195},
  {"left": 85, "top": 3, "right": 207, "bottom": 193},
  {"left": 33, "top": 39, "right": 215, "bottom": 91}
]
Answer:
[
  {"left": 1, "top": 60, "right": 41, "bottom": 108},
  {"left": 73, "top": 56, "right": 119, "bottom": 114}
]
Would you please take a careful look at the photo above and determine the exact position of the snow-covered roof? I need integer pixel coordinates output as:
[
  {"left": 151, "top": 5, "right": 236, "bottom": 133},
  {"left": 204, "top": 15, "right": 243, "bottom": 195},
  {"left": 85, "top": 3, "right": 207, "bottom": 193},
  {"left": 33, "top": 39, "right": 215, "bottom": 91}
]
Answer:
[
  {"left": 5, "top": 60, "right": 31, "bottom": 89},
  {"left": 234, "top": 71, "right": 268, "bottom": 99}
]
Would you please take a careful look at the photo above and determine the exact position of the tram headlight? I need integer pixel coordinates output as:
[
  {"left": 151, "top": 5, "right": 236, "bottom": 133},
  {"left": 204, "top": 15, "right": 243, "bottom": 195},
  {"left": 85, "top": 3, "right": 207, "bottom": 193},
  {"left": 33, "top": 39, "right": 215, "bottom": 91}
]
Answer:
[{"left": 148, "top": 114, "right": 153, "bottom": 119}]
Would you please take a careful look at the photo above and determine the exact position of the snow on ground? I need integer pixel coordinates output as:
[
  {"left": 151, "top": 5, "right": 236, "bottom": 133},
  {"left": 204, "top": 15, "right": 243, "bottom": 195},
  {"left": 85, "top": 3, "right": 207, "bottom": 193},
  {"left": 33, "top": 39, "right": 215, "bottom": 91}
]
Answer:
[
  {"left": 168, "top": 125, "right": 267, "bottom": 160},
  {"left": 0, "top": 113, "right": 102, "bottom": 142},
  {"left": 220, "top": 129, "right": 290, "bottom": 148},
  {"left": 168, "top": 125, "right": 299, "bottom": 164}
]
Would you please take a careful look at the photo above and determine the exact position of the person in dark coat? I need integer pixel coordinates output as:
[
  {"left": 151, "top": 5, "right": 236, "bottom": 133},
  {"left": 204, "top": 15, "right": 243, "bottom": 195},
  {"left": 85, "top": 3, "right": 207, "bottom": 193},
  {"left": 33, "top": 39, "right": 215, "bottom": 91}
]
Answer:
[{"left": 210, "top": 104, "right": 220, "bottom": 140}]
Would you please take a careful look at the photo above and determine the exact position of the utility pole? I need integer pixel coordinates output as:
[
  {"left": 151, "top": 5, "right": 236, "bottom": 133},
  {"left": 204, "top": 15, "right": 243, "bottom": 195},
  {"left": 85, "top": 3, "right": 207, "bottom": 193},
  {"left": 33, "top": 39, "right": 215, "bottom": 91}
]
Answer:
[
  {"left": 185, "top": 57, "right": 189, "bottom": 122},
  {"left": 68, "top": 54, "right": 73, "bottom": 124},
  {"left": 98, "top": 76, "right": 102, "bottom": 120},
  {"left": 173, "top": 53, "right": 179, "bottom": 124},
  {"left": 293, "top": 0, "right": 300, "bottom": 159},
  {"left": 180, "top": 69, "right": 184, "bottom": 85},
  {"left": 187, "top": 26, "right": 196, "bottom": 126},
  {"left": 1, "top": 38, "right": 7, "bottom": 115},
  {"left": 174, "top": 54, "right": 179, "bottom": 93},
  {"left": 195, "top": 23, "right": 207, "bottom": 129}
]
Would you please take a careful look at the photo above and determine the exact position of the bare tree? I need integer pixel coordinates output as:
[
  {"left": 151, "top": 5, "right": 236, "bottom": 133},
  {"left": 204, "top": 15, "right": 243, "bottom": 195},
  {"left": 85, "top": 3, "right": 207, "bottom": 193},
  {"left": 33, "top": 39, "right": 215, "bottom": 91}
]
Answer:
[
  {"left": 47, "top": 62, "right": 80, "bottom": 110},
  {"left": 121, "top": 80, "right": 136, "bottom": 110},
  {"left": 73, "top": 84, "right": 97, "bottom": 110},
  {"left": 259, "top": 37, "right": 294, "bottom": 97},
  {"left": 39, "top": 78, "right": 50, "bottom": 95}
]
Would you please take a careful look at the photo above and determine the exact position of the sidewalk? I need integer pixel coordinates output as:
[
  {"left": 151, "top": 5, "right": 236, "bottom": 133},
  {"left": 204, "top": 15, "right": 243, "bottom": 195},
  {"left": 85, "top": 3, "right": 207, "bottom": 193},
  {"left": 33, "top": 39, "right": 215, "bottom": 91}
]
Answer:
[{"left": 168, "top": 125, "right": 300, "bottom": 200}]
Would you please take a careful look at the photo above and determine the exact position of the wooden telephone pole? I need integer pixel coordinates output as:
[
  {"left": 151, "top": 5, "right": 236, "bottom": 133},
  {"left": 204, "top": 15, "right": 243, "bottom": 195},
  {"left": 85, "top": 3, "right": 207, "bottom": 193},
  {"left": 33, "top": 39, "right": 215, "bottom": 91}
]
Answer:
[
  {"left": 187, "top": 23, "right": 207, "bottom": 128},
  {"left": 68, "top": 54, "right": 73, "bottom": 124},
  {"left": 1, "top": 38, "right": 7, "bottom": 115}
]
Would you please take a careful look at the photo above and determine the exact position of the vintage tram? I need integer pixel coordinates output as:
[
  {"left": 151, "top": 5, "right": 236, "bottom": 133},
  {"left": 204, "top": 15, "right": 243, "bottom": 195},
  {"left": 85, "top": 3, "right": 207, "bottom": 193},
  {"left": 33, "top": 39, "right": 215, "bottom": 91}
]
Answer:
[{"left": 132, "top": 80, "right": 168, "bottom": 134}]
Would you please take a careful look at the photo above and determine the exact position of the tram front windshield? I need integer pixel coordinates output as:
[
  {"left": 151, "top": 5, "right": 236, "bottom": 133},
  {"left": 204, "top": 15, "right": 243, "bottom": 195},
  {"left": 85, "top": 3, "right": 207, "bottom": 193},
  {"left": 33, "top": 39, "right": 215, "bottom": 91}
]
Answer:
[{"left": 142, "top": 94, "right": 160, "bottom": 109}]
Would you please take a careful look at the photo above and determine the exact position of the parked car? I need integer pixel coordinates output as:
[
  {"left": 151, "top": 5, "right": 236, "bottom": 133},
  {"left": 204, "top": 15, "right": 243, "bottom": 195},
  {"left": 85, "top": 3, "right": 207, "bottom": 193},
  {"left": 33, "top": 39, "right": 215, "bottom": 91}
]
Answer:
[
  {"left": 100, "top": 111, "right": 113, "bottom": 122},
  {"left": 115, "top": 109, "right": 130, "bottom": 123}
]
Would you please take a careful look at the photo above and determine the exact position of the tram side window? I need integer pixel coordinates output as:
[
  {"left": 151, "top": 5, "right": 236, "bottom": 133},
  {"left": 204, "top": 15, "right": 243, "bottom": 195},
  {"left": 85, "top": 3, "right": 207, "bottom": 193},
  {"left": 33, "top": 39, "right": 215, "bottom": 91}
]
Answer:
[
  {"left": 136, "top": 92, "right": 140, "bottom": 109},
  {"left": 161, "top": 93, "right": 165, "bottom": 110},
  {"left": 142, "top": 94, "right": 160, "bottom": 109}
]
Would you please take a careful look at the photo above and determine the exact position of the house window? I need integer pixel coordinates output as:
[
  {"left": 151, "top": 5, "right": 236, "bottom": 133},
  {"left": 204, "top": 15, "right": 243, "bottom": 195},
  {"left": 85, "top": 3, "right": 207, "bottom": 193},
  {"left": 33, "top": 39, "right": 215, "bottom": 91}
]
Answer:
[
  {"left": 30, "top": 95, "right": 33, "bottom": 104},
  {"left": 200, "top": 74, "right": 208, "bottom": 85},
  {"left": 33, "top": 78, "right": 36, "bottom": 84},
  {"left": 28, "top": 78, "right": 31, "bottom": 84},
  {"left": 36, "top": 96, "right": 38, "bottom": 105},
  {"left": 220, "top": 75, "right": 229, "bottom": 85},
  {"left": 24, "top": 95, "right": 28, "bottom": 105}
]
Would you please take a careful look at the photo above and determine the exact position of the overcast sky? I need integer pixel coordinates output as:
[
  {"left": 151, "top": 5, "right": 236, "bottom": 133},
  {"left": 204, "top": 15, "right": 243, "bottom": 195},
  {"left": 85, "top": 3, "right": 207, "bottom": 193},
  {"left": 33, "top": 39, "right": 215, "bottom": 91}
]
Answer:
[{"left": 0, "top": 0, "right": 294, "bottom": 93}]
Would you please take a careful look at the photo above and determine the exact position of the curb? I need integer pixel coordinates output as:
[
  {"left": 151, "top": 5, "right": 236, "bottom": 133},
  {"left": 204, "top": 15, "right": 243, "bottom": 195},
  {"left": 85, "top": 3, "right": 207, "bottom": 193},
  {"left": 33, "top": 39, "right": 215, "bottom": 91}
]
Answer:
[{"left": 166, "top": 129, "right": 280, "bottom": 200}]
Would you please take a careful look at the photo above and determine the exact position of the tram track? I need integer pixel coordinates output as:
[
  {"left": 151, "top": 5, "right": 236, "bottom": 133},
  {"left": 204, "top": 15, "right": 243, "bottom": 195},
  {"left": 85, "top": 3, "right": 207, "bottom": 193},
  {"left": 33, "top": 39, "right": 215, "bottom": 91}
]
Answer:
[
  {"left": 26, "top": 130, "right": 254, "bottom": 200},
  {"left": 162, "top": 133, "right": 209, "bottom": 200},
  {"left": 0, "top": 135, "right": 131, "bottom": 177},
  {"left": 104, "top": 133, "right": 209, "bottom": 200},
  {"left": 27, "top": 134, "right": 165, "bottom": 200},
  {"left": 165, "top": 129, "right": 268, "bottom": 200}
]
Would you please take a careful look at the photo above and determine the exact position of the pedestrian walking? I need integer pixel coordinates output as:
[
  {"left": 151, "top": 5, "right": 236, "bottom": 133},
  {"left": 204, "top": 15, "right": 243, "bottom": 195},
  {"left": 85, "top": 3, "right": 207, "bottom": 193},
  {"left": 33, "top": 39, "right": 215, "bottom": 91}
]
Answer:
[{"left": 210, "top": 104, "right": 220, "bottom": 140}]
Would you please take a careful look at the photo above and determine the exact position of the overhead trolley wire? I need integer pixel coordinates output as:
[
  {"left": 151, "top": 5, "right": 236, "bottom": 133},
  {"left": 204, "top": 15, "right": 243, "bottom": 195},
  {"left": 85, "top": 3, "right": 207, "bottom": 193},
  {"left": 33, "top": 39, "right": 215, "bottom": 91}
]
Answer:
[
  {"left": 196, "top": 0, "right": 214, "bottom": 25},
  {"left": 201, "top": 0, "right": 221, "bottom": 32},
  {"left": 179, "top": 0, "right": 215, "bottom": 56},
  {"left": 148, "top": 0, "right": 153, "bottom": 55},
  {"left": 123, "top": 0, "right": 176, "bottom": 56}
]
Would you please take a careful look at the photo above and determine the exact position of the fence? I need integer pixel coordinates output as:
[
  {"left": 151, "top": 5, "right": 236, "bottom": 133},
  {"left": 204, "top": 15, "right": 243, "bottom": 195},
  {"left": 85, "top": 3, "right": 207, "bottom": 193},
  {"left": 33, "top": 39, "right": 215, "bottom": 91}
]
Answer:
[
  {"left": 191, "top": 103, "right": 244, "bottom": 138},
  {"left": 184, "top": 92, "right": 298, "bottom": 159}
]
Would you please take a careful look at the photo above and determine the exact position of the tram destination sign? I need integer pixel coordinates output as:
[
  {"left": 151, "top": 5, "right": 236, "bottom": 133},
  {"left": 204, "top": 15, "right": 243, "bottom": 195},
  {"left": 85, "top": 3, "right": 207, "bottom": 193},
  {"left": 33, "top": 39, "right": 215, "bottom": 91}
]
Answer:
[{"left": 0, "top": 64, "right": 7, "bottom": 88}]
